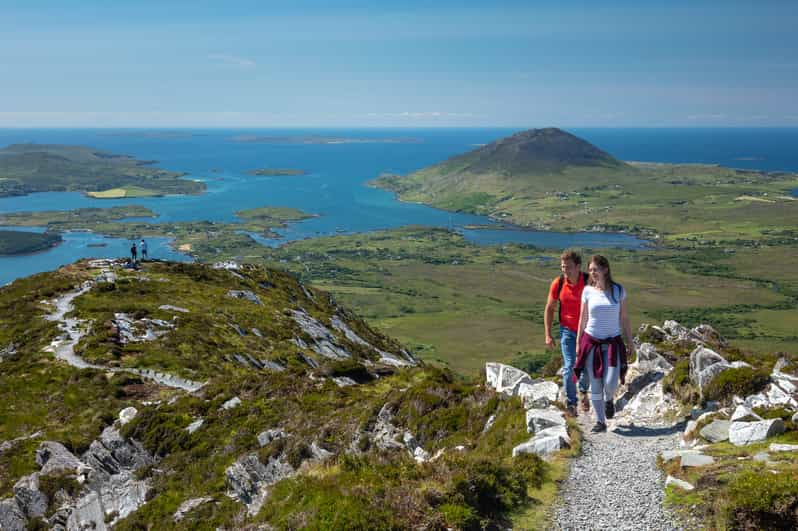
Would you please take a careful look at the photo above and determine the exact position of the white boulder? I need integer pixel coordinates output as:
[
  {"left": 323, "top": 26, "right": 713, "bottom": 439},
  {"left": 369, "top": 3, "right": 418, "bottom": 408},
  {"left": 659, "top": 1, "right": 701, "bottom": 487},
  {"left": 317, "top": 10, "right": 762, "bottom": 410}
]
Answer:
[
  {"left": 729, "top": 419, "right": 785, "bottom": 446},
  {"left": 665, "top": 475, "right": 695, "bottom": 491},
  {"left": 517, "top": 380, "right": 560, "bottom": 409},
  {"left": 485, "top": 363, "right": 534, "bottom": 396},
  {"left": 118, "top": 407, "right": 138, "bottom": 426},
  {"left": 730, "top": 405, "right": 762, "bottom": 423}
]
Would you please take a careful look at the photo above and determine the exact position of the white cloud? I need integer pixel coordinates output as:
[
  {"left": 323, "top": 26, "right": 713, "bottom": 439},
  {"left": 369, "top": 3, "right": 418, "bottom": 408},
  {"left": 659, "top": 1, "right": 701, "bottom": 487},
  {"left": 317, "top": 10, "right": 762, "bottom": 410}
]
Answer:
[{"left": 208, "top": 53, "right": 256, "bottom": 69}]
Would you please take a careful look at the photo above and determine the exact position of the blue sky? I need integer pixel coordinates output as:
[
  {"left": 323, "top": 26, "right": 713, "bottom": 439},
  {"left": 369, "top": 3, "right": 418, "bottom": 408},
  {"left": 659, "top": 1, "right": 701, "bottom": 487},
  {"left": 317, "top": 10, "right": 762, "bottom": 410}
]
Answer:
[{"left": 1, "top": 0, "right": 796, "bottom": 127}]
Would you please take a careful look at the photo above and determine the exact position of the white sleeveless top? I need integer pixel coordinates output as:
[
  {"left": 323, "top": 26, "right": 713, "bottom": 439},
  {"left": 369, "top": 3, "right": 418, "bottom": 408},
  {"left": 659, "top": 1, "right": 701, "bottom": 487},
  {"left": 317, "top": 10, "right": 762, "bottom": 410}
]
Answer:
[{"left": 582, "top": 284, "right": 625, "bottom": 339}]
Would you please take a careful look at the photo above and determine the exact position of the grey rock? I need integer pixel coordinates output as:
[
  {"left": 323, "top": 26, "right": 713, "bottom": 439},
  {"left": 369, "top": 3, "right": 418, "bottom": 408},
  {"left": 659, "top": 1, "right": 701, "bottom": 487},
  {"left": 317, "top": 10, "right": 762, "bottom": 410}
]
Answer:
[
  {"left": 665, "top": 475, "right": 695, "bottom": 491},
  {"left": 186, "top": 419, "right": 204, "bottom": 434},
  {"left": 517, "top": 380, "right": 560, "bottom": 409},
  {"left": 370, "top": 404, "right": 404, "bottom": 451},
  {"left": 213, "top": 260, "right": 240, "bottom": 270},
  {"left": 729, "top": 419, "right": 786, "bottom": 446},
  {"left": 663, "top": 320, "right": 689, "bottom": 341},
  {"left": 290, "top": 309, "right": 351, "bottom": 360},
  {"left": 482, "top": 414, "right": 496, "bottom": 434},
  {"left": 0, "top": 342, "right": 17, "bottom": 362},
  {"left": 225, "top": 454, "right": 294, "bottom": 516},
  {"left": 680, "top": 453, "right": 715, "bottom": 467},
  {"left": 13, "top": 474, "right": 47, "bottom": 519},
  {"left": 769, "top": 443, "right": 798, "bottom": 452},
  {"left": 310, "top": 442, "right": 334, "bottom": 461},
  {"left": 65, "top": 490, "right": 107, "bottom": 531},
  {"left": 0, "top": 498, "right": 27, "bottom": 531},
  {"left": 730, "top": 405, "right": 762, "bottom": 423},
  {"left": 332, "top": 376, "right": 357, "bottom": 387},
  {"left": 230, "top": 323, "right": 247, "bottom": 336},
  {"left": 689, "top": 346, "right": 729, "bottom": 391},
  {"left": 753, "top": 451, "right": 771, "bottom": 462},
  {"left": 251, "top": 327, "right": 263, "bottom": 337},
  {"left": 257, "top": 429, "right": 288, "bottom": 448},
  {"left": 525, "top": 408, "right": 566, "bottom": 434},
  {"left": 635, "top": 343, "right": 673, "bottom": 372},
  {"left": 485, "top": 362, "right": 534, "bottom": 396},
  {"left": 118, "top": 407, "right": 138, "bottom": 426},
  {"left": 173, "top": 496, "right": 213, "bottom": 522},
  {"left": 689, "top": 324, "right": 727, "bottom": 348},
  {"left": 220, "top": 397, "right": 242, "bottom": 410},
  {"left": 700, "top": 420, "right": 730, "bottom": 443},
  {"left": 512, "top": 426, "right": 570, "bottom": 457},
  {"left": 158, "top": 304, "right": 189, "bottom": 313},
  {"left": 36, "top": 441, "right": 87, "bottom": 476},
  {"left": 226, "top": 290, "right": 262, "bottom": 305}
]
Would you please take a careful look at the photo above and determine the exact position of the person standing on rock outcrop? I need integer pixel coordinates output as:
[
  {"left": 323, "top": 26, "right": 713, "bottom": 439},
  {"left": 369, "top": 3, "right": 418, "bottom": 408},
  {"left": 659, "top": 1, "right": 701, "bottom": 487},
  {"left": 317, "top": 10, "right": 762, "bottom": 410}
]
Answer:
[
  {"left": 545, "top": 250, "right": 591, "bottom": 417},
  {"left": 130, "top": 241, "right": 138, "bottom": 263},
  {"left": 574, "top": 255, "right": 634, "bottom": 433},
  {"left": 140, "top": 239, "right": 148, "bottom": 260}
]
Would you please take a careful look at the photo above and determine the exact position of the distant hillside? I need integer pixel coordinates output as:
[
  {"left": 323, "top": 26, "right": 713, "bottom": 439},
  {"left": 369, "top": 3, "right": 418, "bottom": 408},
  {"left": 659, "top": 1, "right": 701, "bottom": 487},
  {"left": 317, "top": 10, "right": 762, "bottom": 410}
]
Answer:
[
  {"left": 0, "top": 230, "right": 61, "bottom": 256},
  {"left": 431, "top": 127, "right": 625, "bottom": 176},
  {"left": 372, "top": 127, "right": 798, "bottom": 241},
  {"left": 0, "top": 144, "right": 205, "bottom": 198}
]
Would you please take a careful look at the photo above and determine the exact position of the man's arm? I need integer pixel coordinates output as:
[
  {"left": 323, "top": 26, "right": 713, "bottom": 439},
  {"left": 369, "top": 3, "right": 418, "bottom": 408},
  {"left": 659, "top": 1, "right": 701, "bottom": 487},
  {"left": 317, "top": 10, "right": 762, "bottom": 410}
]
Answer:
[{"left": 544, "top": 295, "right": 557, "bottom": 348}]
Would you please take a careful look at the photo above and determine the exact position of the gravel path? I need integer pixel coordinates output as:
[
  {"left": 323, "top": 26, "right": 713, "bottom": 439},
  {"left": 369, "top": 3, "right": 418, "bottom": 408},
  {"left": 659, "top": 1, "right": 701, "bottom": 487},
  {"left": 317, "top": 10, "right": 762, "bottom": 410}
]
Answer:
[{"left": 552, "top": 413, "right": 686, "bottom": 531}]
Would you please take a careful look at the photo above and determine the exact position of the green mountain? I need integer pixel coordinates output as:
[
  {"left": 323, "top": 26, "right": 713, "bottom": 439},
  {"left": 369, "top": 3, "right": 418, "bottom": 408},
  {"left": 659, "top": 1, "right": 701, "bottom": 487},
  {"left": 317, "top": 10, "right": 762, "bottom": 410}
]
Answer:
[
  {"left": 372, "top": 128, "right": 798, "bottom": 243},
  {"left": 0, "top": 259, "right": 550, "bottom": 529}
]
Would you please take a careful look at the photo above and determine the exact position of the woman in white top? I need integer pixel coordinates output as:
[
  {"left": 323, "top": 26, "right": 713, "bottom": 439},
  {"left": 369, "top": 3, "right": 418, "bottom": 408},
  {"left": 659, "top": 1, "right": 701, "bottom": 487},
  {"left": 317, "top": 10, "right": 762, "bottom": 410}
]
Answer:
[{"left": 574, "top": 255, "right": 634, "bottom": 433}]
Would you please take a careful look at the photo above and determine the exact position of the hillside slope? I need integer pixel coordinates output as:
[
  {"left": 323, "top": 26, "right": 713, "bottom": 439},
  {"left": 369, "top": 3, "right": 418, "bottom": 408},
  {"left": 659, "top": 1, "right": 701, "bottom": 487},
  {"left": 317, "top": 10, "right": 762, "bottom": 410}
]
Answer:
[{"left": 0, "top": 259, "right": 554, "bottom": 529}]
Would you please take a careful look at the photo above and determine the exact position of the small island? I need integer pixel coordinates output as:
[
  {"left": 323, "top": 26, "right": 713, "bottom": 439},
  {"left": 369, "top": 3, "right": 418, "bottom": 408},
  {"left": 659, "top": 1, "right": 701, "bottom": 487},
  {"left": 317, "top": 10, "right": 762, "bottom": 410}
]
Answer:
[
  {"left": 0, "top": 144, "right": 205, "bottom": 198},
  {"left": 245, "top": 168, "right": 307, "bottom": 177},
  {"left": 0, "top": 230, "right": 62, "bottom": 255}
]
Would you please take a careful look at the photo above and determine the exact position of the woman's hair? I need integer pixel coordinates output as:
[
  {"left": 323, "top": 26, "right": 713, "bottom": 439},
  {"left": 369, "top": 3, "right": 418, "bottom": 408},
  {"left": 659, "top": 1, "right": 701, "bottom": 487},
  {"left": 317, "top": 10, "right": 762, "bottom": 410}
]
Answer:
[{"left": 589, "top": 254, "right": 622, "bottom": 302}]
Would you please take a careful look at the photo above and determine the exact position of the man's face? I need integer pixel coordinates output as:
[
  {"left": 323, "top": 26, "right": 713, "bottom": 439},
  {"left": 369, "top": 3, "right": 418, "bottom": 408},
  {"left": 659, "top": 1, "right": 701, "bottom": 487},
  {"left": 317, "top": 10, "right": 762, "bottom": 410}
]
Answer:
[{"left": 561, "top": 259, "right": 579, "bottom": 279}]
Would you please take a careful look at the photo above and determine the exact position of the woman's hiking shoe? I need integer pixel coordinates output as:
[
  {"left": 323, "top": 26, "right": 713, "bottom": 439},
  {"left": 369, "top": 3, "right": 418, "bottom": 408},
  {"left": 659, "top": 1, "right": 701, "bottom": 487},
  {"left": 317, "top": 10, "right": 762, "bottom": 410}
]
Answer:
[
  {"left": 580, "top": 392, "right": 590, "bottom": 413},
  {"left": 605, "top": 400, "right": 615, "bottom": 420},
  {"left": 591, "top": 422, "right": 607, "bottom": 433},
  {"left": 565, "top": 405, "right": 578, "bottom": 418}
]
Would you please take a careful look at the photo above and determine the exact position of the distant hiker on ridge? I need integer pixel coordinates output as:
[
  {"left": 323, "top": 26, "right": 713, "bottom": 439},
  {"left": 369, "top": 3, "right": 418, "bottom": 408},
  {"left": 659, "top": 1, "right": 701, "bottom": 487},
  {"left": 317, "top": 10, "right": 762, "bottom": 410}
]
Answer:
[
  {"left": 130, "top": 241, "right": 137, "bottom": 263},
  {"left": 544, "top": 250, "right": 590, "bottom": 417},
  {"left": 140, "top": 239, "right": 148, "bottom": 260},
  {"left": 574, "top": 255, "right": 634, "bottom": 433}
]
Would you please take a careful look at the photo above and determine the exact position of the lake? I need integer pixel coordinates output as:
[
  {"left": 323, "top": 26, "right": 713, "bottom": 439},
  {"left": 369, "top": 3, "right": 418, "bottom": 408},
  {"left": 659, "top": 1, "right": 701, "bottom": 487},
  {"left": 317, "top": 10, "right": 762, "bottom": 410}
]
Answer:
[{"left": 2, "top": 127, "right": 797, "bottom": 285}]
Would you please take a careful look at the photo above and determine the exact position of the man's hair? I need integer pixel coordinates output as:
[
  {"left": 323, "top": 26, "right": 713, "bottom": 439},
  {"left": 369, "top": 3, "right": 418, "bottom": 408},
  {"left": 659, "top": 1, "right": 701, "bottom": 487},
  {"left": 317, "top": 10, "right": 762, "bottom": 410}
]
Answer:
[{"left": 560, "top": 250, "right": 581, "bottom": 265}]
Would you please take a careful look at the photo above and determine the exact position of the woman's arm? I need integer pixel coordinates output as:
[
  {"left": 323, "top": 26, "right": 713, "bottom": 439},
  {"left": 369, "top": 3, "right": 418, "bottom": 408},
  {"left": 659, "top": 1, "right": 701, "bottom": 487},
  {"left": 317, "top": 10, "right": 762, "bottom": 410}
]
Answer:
[
  {"left": 620, "top": 297, "right": 634, "bottom": 357},
  {"left": 576, "top": 299, "right": 588, "bottom": 346}
]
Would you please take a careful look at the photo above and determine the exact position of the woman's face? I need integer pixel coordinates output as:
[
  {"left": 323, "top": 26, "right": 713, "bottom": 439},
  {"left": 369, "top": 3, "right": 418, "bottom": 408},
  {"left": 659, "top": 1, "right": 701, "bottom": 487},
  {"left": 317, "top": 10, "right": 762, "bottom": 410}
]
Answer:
[{"left": 588, "top": 261, "right": 607, "bottom": 283}]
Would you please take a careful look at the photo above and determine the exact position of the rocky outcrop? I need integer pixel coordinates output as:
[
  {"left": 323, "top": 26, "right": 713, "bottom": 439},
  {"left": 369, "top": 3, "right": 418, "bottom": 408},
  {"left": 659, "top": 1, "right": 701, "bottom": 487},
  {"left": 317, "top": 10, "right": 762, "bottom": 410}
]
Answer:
[
  {"left": 689, "top": 346, "right": 750, "bottom": 399},
  {"left": 225, "top": 454, "right": 295, "bottom": 516},
  {"left": 291, "top": 309, "right": 352, "bottom": 360},
  {"left": 0, "top": 342, "right": 16, "bottom": 362},
  {"left": 0, "top": 414, "right": 155, "bottom": 530},
  {"left": 226, "top": 290, "right": 262, "bottom": 305},
  {"left": 517, "top": 380, "right": 560, "bottom": 409},
  {"left": 699, "top": 420, "right": 730, "bottom": 443},
  {"left": 112, "top": 312, "right": 175, "bottom": 344}
]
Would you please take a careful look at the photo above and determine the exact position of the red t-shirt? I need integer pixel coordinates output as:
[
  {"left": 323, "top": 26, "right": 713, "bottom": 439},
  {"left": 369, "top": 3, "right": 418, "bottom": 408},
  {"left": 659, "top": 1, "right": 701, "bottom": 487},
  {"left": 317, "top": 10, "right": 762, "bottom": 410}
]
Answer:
[{"left": 548, "top": 274, "right": 586, "bottom": 332}]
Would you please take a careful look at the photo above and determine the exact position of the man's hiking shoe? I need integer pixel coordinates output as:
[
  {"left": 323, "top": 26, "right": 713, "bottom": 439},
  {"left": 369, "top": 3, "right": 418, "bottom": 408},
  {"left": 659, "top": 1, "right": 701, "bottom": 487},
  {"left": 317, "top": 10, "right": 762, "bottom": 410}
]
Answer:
[
  {"left": 605, "top": 400, "right": 615, "bottom": 420},
  {"left": 565, "top": 405, "right": 578, "bottom": 418},
  {"left": 590, "top": 422, "right": 607, "bottom": 433},
  {"left": 580, "top": 392, "right": 590, "bottom": 413}
]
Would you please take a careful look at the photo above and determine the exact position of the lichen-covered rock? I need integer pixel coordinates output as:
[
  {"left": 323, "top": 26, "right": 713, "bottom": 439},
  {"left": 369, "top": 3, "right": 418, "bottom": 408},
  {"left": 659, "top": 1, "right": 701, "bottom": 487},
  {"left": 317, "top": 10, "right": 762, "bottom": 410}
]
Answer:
[
  {"left": 525, "top": 408, "right": 567, "bottom": 434},
  {"left": 257, "top": 429, "right": 288, "bottom": 448},
  {"left": 699, "top": 420, "right": 730, "bottom": 443},
  {"left": 635, "top": 343, "right": 673, "bottom": 372},
  {"left": 225, "top": 454, "right": 294, "bottom": 516},
  {"left": 689, "top": 346, "right": 749, "bottom": 398},
  {"left": 517, "top": 380, "right": 560, "bottom": 409},
  {"left": 729, "top": 419, "right": 785, "bottom": 446},
  {"left": 220, "top": 397, "right": 242, "bottom": 410},
  {"left": 36, "top": 441, "right": 88, "bottom": 476},
  {"left": 291, "top": 309, "right": 351, "bottom": 360},
  {"left": 0, "top": 498, "right": 26, "bottom": 531},
  {"left": 680, "top": 453, "right": 715, "bottom": 467},
  {"left": 13, "top": 474, "right": 47, "bottom": 519},
  {"left": 226, "top": 290, "right": 262, "bottom": 305},
  {"left": 485, "top": 363, "right": 533, "bottom": 396}
]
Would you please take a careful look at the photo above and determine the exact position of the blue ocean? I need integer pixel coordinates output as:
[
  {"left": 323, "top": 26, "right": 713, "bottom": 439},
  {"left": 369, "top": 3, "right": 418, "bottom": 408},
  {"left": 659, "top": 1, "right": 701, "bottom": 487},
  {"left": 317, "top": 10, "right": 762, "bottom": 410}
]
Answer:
[{"left": 1, "top": 127, "right": 797, "bottom": 285}]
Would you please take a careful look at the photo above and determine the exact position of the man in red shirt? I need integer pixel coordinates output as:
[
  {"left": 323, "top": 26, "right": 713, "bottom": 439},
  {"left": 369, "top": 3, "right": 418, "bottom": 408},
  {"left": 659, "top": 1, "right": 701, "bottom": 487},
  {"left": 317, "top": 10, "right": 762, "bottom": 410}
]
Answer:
[{"left": 544, "top": 250, "right": 590, "bottom": 416}]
